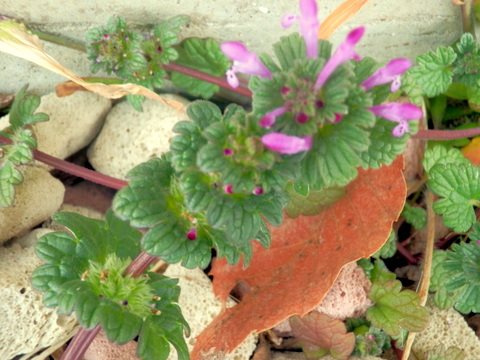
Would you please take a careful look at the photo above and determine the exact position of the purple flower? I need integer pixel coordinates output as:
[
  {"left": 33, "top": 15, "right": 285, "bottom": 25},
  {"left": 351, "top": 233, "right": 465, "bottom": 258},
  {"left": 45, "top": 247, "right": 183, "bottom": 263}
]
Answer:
[
  {"left": 221, "top": 42, "right": 272, "bottom": 88},
  {"left": 282, "top": 0, "right": 320, "bottom": 58},
  {"left": 224, "top": 184, "right": 234, "bottom": 194},
  {"left": 315, "top": 27, "right": 365, "bottom": 89},
  {"left": 361, "top": 58, "right": 412, "bottom": 92},
  {"left": 262, "top": 133, "right": 312, "bottom": 154},
  {"left": 368, "top": 103, "right": 423, "bottom": 137},
  {"left": 186, "top": 228, "right": 197, "bottom": 241},
  {"left": 223, "top": 148, "right": 234, "bottom": 156},
  {"left": 259, "top": 106, "right": 287, "bottom": 128}
]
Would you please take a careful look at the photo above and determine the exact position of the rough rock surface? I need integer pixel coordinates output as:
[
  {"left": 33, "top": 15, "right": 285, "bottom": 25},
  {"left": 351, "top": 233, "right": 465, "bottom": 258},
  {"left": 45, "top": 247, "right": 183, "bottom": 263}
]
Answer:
[
  {"left": 87, "top": 95, "right": 190, "bottom": 180},
  {"left": 0, "top": 166, "right": 64, "bottom": 243},
  {"left": 412, "top": 303, "right": 480, "bottom": 360},
  {"left": 0, "top": 229, "right": 78, "bottom": 360},
  {"left": 164, "top": 264, "right": 258, "bottom": 360},
  {"left": 0, "top": 91, "right": 111, "bottom": 168},
  {"left": 274, "top": 262, "right": 373, "bottom": 334}
]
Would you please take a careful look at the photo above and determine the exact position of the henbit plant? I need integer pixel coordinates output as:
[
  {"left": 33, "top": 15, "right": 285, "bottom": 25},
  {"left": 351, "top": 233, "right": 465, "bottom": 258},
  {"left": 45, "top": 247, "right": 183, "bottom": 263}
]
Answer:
[{"left": 2, "top": 0, "right": 480, "bottom": 359}]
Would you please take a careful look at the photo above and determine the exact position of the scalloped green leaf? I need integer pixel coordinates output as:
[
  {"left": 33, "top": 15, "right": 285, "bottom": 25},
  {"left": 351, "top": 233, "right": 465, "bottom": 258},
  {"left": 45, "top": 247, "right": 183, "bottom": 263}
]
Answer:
[
  {"left": 366, "top": 280, "right": 429, "bottom": 337},
  {"left": 429, "top": 250, "right": 462, "bottom": 310},
  {"left": 113, "top": 157, "right": 173, "bottom": 228},
  {"left": 186, "top": 100, "right": 222, "bottom": 129},
  {"left": 171, "top": 38, "right": 231, "bottom": 98},
  {"left": 422, "top": 145, "right": 469, "bottom": 174},
  {"left": 444, "top": 241, "right": 480, "bottom": 313},
  {"left": 428, "top": 162, "right": 480, "bottom": 232},
  {"left": 408, "top": 46, "right": 456, "bottom": 97},
  {"left": 401, "top": 203, "right": 427, "bottom": 230}
]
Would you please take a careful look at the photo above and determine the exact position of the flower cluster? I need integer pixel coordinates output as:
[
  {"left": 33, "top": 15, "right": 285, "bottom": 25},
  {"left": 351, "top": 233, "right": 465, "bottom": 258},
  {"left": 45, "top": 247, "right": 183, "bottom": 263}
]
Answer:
[{"left": 221, "top": 0, "right": 422, "bottom": 155}]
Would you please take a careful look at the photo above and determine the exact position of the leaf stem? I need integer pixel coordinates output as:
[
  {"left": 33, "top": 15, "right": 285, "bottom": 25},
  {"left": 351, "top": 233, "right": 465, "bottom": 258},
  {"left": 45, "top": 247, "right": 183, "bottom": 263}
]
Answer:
[
  {"left": 60, "top": 325, "right": 101, "bottom": 360},
  {"left": 124, "top": 250, "right": 159, "bottom": 277},
  {"left": 30, "top": 28, "right": 87, "bottom": 53},
  {"left": 162, "top": 62, "right": 252, "bottom": 98},
  {"left": 412, "top": 127, "right": 480, "bottom": 140},
  {"left": 0, "top": 135, "right": 127, "bottom": 190}
]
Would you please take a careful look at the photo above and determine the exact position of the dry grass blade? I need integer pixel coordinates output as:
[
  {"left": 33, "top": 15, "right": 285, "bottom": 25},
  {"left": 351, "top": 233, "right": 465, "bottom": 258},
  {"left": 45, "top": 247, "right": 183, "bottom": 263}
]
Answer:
[
  {"left": 319, "top": 0, "right": 371, "bottom": 39},
  {"left": 401, "top": 190, "right": 435, "bottom": 360},
  {"left": 0, "top": 20, "right": 183, "bottom": 110}
]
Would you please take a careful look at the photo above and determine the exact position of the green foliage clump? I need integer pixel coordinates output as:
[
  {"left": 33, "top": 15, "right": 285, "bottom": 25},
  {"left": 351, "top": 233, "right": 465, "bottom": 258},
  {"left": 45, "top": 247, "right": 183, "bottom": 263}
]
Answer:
[{"left": 0, "top": 86, "right": 48, "bottom": 207}]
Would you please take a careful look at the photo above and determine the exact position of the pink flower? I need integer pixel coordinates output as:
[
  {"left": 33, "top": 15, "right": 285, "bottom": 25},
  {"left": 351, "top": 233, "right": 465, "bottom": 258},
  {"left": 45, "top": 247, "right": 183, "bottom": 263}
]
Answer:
[
  {"left": 221, "top": 42, "right": 272, "bottom": 88},
  {"left": 262, "top": 133, "right": 312, "bottom": 154},
  {"left": 224, "top": 184, "right": 234, "bottom": 194},
  {"left": 368, "top": 103, "right": 423, "bottom": 137},
  {"left": 259, "top": 106, "right": 288, "bottom": 128},
  {"left": 361, "top": 58, "right": 412, "bottom": 92},
  {"left": 282, "top": 0, "right": 320, "bottom": 58},
  {"left": 315, "top": 27, "right": 365, "bottom": 89}
]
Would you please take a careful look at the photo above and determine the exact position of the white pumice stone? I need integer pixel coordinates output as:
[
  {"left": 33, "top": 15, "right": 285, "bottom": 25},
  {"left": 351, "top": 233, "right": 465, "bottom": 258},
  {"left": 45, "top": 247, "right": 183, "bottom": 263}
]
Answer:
[
  {"left": 0, "top": 166, "right": 64, "bottom": 243},
  {"left": 87, "top": 95, "right": 190, "bottom": 180},
  {"left": 0, "top": 229, "right": 78, "bottom": 360}
]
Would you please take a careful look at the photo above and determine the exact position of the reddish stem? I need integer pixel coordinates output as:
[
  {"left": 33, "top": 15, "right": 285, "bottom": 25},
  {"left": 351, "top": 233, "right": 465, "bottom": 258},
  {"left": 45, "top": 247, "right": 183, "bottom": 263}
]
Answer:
[
  {"left": 124, "top": 250, "right": 159, "bottom": 277},
  {"left": 396, "top": 241, "right": 420, "bottom": 265},
  {"left": 0, "top": 135, "right": 127, "bottom": 190},
  {"left": 412, "top": 127, "right": 480, "bottom": 140},
  {"left": 60, "top": 326, "right": 101, "bottom": 360},
  {"left": 163, "top": 62, "right": 252, "bottom": 98}
]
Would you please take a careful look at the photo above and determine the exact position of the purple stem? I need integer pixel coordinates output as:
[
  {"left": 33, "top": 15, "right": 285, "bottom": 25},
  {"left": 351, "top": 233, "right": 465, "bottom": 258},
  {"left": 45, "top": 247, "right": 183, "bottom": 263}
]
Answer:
[
  {"left": 163, "top": 63, "right": 252, "bottom": 98},
  {"left": 60, "top": 326, "right": 101, "bottom": 360},
  {"left": 0, "top": 135, "right": 127, "bottom": 190},
  {"left": 412, "top": 127, "right": 480, "bottom": 140}
]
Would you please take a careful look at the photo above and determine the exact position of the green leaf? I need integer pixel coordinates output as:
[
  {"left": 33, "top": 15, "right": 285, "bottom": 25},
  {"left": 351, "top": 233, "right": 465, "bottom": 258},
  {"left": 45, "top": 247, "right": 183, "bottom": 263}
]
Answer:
[
  {"left": 429, "top": 250, "right": 461, "bottom": 309},
  {"left": 422, "top": 145, "right": 470, "bottom": 174},
  {"left": 401, "top": 203, "right": 427, "bottom": 230},
  {"left": 372, "top": 230, "right": 397, "bottom": 259},
  {"left": 428, "top": 162, "right": 480, "bottom": 232},
  {"left": 285, "top": 182, "right": 346, "bottom": 218},
  {"left": 369, "top": 259, "right": 397, "bottom": 284},
  {"left": 366, "top": 280, "right": 429, "bottom": 336},
  {"left": 8, "top": 85, "right": 49, "bottom": 128},
  {"left": 443, "top": 241, "right": 480, "bottom": 313},
  {"left": 408, "top": 46, "right": 456, "bottom": 97},
  {"left": 272, "top": 33, "right": 307, "bottom": 70},
  {"left": 113, "top": 157, "right": 173, "bottom": 228},
  {"left": 171, "top": 38, "right": 231, "bottom": 98},
  {"left": 186, "top": 100, "right": 223, "bottom": 128}
]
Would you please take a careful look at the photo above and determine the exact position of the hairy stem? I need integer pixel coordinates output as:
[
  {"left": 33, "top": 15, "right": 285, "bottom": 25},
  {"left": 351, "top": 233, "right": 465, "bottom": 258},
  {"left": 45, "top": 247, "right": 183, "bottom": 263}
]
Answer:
[
  {"left": 412, "top": 127, "right": 480, "bottom": 140},
  {"left": 60, "top": 326, "right": 101, "bottom": 360},
  {"left": 163, "top": 62, "right": 252, "bottom": 98},
  {"left": 124, "top": 250, "right": 159, "bottom": 277},
  {"left": 0, "top": 135, "right": 127, "bottom": 190}
]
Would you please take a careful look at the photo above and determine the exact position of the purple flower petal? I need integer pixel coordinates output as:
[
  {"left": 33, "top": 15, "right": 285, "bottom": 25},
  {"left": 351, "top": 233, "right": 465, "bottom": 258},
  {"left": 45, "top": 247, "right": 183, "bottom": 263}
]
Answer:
[
  {"left": 262, "top": 133, "right": 312, "bottom": 154},
  {"left": 221, "top": 42, "right": 271, "bottom": 88},
  {"left": 369, "top": 102, "right": 422, "bottom": 137},
  {"left": 361, "top": 58, "right": 412, "bottom": 91},
  {"left": 224, "top": 184, "right": 234, "bottom": 194},
  {"left": 299, "top": 0, "right": 320, "bottom": 58},
  {"left": 226, "top": 67, "right": 239, "bottom": 88},
  {"left": 260, "top": 106, "right": 288, "bottom": 128},
  {"left": 315, "top": 27, "right": 365, "bottom": 89},
  {"left": 392, "top": 120, "right": 410, "bottom": 137}
]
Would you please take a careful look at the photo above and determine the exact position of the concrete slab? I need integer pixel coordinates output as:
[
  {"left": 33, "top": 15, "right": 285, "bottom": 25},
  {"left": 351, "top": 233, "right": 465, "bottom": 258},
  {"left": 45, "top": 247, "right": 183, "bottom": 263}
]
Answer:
[{"left": 0, "top": 0, "right": 462, "bottom": 95}]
